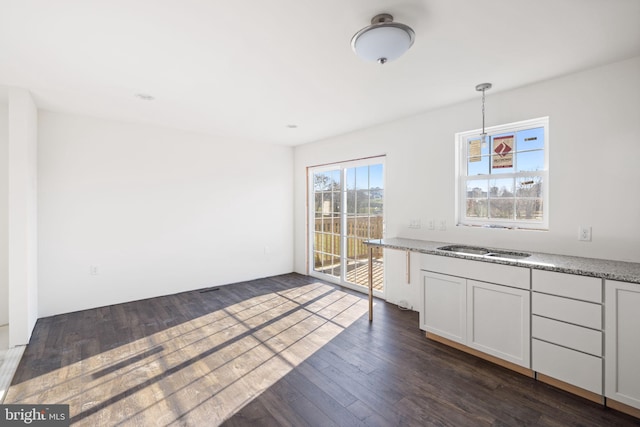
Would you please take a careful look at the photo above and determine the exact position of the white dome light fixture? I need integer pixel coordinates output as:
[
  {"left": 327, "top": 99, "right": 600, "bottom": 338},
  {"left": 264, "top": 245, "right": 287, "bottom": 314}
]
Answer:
[{"left": 351, "top": 13, "right": 415, "bottom": 65}]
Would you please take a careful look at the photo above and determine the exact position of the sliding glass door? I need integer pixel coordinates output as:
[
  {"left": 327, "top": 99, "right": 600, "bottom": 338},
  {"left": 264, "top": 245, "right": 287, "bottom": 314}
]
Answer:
[{"left": 308, "top": 158, "right": 384, "bottom": 296}]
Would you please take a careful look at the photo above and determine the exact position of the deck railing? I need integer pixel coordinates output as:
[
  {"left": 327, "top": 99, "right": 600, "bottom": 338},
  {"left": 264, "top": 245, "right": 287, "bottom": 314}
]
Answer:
[{"left": 313, "top": 215, "right": 383, "bottom": 266}]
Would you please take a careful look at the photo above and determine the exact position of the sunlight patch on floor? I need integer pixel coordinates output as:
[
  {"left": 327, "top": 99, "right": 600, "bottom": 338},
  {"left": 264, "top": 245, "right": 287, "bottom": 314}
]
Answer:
[
  {"left": 4, "top": 282, "right": 370, "bottom": 425},
  {"left": 0, "top": 346, "right": 25, "bottom": 404}
]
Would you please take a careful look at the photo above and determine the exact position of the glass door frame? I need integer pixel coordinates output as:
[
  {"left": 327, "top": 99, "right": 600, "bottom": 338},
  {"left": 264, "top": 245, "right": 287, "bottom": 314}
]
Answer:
[{"left": 307, "top": 157, "right": 385, "bottom": 299}]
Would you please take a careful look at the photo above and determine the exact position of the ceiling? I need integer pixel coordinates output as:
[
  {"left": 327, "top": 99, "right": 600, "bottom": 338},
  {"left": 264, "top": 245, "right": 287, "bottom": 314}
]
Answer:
[{"left": 1, "top": 0, "right": 639, "bottom": 146}]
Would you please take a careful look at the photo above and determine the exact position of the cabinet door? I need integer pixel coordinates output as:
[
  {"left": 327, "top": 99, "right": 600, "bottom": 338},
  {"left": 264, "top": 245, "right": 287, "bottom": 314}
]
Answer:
[
  {"left": 421, "top": 272, "right": 466, "bottom": 343},
  {"left": 467, "top": 280, "right": 531, "bottom": 367},
  {"left": 605, "top": 280, "right": 640, "bottom": 409}
]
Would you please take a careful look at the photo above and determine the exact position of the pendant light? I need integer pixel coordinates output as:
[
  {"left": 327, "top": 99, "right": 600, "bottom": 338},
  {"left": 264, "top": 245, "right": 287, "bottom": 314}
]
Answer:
[
  {"left": 476, "top": 83, "right": 492, "bottom": 144},
  {"left": 351, "top": 14, "right": 415, "bottom": 64}
]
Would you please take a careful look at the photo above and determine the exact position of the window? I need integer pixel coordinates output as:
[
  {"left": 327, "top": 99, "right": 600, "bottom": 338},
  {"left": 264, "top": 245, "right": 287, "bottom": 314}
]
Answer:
[{"left": 456, "top": 117, "right": 549, "bottom": 230}]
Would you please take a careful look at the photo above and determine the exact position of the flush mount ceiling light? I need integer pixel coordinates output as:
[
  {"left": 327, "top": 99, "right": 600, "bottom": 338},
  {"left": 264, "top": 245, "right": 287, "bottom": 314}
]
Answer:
[
  {"left": 476, "top": 82, "right": 492, "bottom": 142},
  {"left": 351, "top": 13, "right": 415, "bottom": 64}
]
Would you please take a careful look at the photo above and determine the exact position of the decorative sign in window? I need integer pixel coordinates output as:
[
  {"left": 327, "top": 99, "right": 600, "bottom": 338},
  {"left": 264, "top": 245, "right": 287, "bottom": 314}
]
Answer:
[
  {"left": 469, "top": 139, "right": 482, "bottom": 163},
  {"left": 492, "top": 135, "right": 514, "bottom": 169}
]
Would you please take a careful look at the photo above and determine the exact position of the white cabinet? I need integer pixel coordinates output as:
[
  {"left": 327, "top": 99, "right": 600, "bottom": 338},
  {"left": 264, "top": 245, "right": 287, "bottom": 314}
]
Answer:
[
  {"left": 531, "top": 270, "right": 603, "bottom": 396},
  {"left": 421, "top": 272, "right": 466, "bottom": 344},
  {"left": 605, "top": 280, "right": 640, "bottom": 410},
  {"left": 420, "top": 255, "right": 531, "bottom": 368},
  {"left": 467, "top": 280, "right": 530, "bottom": 367}
]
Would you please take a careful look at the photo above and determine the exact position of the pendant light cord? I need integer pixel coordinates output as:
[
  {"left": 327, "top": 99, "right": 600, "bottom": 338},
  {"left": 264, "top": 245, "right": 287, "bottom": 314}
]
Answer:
[
  {"left": 481, "top": 88, "right": 486, "bottom": 135},
  {"left": 475, "top": 82, "right": 492, "bottom": 140}
]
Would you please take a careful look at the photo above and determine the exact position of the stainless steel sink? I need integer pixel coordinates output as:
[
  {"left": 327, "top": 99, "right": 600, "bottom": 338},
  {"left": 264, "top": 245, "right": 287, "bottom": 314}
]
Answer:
[
  {"left": 437, "top": 245, "right": 531, "bottom": 260},
  {"left": 437, "top": 245, "right": 490, "bottom": 256},
  {"left": 484, "top": 251, "right": 531, "bottom": 260}
]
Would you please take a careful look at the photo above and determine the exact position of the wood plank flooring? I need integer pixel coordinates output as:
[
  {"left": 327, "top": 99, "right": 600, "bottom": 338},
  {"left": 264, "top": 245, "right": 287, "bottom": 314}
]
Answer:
[{"left": 5, "top": 273, "right": 640, "bottom": 426}]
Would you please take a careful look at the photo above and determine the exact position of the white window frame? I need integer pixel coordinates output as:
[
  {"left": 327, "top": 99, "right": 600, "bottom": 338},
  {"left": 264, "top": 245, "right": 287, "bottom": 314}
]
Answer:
[
  {"left": 455, "top": 117, "right": 549, "bottom": 230},
  {"left": 307, "top": 156, "right": 386, "bottom": 298}
]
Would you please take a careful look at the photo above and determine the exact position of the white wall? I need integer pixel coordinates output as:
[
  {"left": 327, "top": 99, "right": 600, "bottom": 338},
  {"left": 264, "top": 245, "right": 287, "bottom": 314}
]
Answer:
[
  {"left": 0, "top": 100, "right": 8, "bottom": 326},
  {"left": 294, "top": 56, "right": 640, "bottom": 308},
  {"left": 8, "top": 88, "right": 39, "bottom": 346},
  {"left": 38, "top": 112, "right": 294, "bottom": 317}
]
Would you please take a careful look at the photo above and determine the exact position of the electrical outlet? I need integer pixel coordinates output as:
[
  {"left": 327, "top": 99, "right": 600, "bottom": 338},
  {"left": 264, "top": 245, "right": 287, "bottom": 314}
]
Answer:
[
  {"left": 438, "top": 220, "right": 447, "bottom": 231},
  {"left": 426, "top": 219, "right": 435, "bottom": 230},
  {"left": 578, "top": 225, "right": 592, "bottom": 242},
  {"left": 90, "top": 265, "right": 99, "bottom": 276}
]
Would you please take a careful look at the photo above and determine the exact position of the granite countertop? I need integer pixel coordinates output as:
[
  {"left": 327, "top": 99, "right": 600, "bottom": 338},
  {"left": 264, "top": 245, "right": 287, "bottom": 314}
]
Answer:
[{"left": 364, "top": 237, "right": 640, "bottom": 284}]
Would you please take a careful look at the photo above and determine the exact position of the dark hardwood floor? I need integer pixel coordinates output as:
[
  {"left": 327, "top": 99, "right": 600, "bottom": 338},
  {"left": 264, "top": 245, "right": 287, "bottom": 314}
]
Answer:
[{"left": 5, "top": 273, "right": 639, "bottom": 426}]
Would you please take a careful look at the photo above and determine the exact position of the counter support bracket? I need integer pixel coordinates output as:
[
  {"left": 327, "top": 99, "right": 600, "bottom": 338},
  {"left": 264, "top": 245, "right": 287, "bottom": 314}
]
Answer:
[
  {"left": 406, "top": 250, "right": 411, "bottom": 284},
  {"left": 368, "top": 246, "right": 373, "bottom": 321}
]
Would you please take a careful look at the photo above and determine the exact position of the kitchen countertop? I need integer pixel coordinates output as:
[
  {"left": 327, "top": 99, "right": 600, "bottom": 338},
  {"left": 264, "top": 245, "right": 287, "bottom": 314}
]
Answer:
[{"left": 364, "top": 237, "right": 640, "bottom": 284}]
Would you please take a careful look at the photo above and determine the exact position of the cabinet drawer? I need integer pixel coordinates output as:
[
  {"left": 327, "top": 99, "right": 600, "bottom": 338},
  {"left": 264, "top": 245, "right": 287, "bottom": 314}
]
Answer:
[
  {"left": 533, "top": 339, "right": 602, "bottom": 394},
  {"left": 532, "top": 292, "right": 601, "bottom": 329},
  {"left": 422, "top": 254, "right": 530, "bottom": 289},
  {"left": 532, "top": 315, "right": 602, "bottom": 356},
  {"left": 532, "top": 270, "right": 601, "bottom": 303}
]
